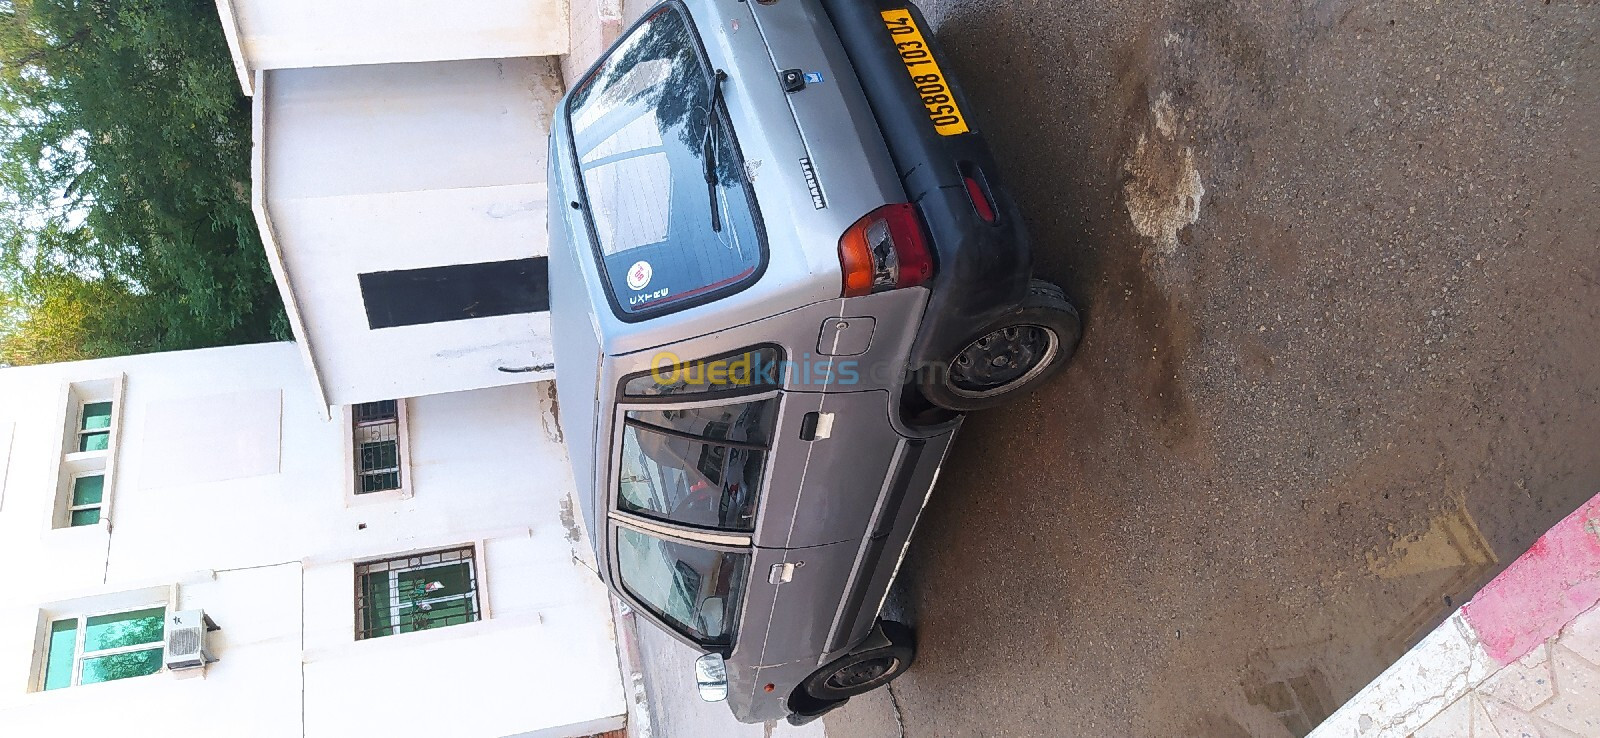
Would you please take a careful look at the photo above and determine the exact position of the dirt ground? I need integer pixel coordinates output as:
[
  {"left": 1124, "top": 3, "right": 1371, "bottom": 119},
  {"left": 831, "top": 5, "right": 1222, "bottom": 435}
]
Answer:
[{"left": 822, "top": 1, "right": 1600, "bottom": 736}]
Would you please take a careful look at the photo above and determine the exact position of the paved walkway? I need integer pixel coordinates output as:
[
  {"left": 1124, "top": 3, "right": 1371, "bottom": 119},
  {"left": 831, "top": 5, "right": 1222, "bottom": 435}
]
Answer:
[
  {"left": 629, "top": 613, "right": 827, "bottom": 738},
  {"left": 1312, "top": 492, "right": 1600, "bottom": 737}
]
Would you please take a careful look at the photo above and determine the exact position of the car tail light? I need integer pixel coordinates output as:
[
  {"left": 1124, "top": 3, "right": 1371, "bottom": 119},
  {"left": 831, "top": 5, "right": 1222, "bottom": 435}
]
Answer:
[{"left": 838, "top": 203, "right": 934, "bottom": 297}]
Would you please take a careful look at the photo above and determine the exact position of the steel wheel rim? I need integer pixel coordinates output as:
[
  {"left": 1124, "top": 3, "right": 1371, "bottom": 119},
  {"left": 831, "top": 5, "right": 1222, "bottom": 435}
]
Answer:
[
  {"left": 946, "top": 324, "right": 1060, "bottom": 398},
  {"left": 824, "top": 656, "right": 899, "bottom": 691}
]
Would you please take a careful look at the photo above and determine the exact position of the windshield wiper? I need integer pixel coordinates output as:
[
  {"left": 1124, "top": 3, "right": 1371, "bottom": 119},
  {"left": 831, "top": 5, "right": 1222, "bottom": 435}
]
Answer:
[{"left": 702, "top": 69, "right": 729, "bottom": 233}]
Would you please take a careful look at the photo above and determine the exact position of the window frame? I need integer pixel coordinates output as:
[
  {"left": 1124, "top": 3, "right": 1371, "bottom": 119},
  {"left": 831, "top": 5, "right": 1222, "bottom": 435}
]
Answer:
[
  {"left": 353, "top": 545, "right": 483, "bottom": 641},
  {"left": 49, "top": 377, "right": 124, "bottom": 531},
  {"left": 75, "top": 401, "right": 114, "bottom": 452},
  {"left": 37, "top": 603, "right": 167, "bottom": 691},
  {"left": 564, "top": 0, "right": 770, "bottom": 324},
  {"left": 65, "top": 472, "right": 106, "bottom": 527},
  {"left": 345, "top": 399, "right": 413, "bottom": 504}
]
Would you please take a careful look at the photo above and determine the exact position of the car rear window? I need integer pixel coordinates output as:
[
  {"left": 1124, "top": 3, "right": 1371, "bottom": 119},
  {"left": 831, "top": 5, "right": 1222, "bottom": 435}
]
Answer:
[{"left": 567, "top": 4, "right": 765, "bottom": 319}]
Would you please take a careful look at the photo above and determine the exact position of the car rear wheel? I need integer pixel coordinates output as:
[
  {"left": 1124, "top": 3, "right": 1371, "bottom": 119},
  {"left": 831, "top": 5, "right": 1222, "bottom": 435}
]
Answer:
[
  {"left": 800, "top": 621, "right": 916, "bottom": 702},
  {"left": 919, "top": 278, "right": 1082, "bottom": 412}
]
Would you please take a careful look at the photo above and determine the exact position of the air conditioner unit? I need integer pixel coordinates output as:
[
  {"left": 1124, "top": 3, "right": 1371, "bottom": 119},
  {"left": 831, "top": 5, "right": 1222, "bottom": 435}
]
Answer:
[{"left": 164, "top": 609, "right": 218, "bottom": 671}]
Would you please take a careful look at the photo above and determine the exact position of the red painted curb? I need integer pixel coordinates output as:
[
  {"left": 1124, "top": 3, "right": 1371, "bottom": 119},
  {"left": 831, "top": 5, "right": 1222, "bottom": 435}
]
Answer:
[{"left": 1461, "top": 493, "right": 1600, "bottom": 666}]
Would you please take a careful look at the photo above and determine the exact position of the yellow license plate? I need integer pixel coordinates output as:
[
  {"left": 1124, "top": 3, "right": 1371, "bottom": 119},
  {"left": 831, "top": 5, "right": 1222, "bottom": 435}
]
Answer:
[{"left": 880, "top": 8, "right": 970, "bottom": 136}]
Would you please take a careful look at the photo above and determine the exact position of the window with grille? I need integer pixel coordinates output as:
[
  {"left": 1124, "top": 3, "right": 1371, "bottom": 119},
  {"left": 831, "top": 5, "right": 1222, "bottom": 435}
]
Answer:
[
  {"left": 353, "top": 400, "right": 402, "bottom": 494},
  {"left": 355, "top": 546, "right": 480, "bottom": 640}
]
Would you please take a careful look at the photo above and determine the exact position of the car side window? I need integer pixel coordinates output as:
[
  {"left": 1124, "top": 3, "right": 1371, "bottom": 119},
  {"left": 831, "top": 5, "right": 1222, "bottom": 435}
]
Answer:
[
  {"left": 615, "top": 526, "right": 748, "bottom": 647},
  {"left": 616, "top": 397, "right": 777, "bottom": 532}
]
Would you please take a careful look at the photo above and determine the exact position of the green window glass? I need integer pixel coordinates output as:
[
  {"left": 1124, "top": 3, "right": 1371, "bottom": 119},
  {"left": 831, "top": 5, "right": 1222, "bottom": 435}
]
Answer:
[
  {"left": 80, "top": 649, "right": 162, "bottom": 685},
  {"left": 78, "top": 432, "right": 109, "bottom": 452},
  {"left": 81, "top": 402, "right": 113, "bottom": 430},
  {"left": 42, "top": 620, "right": 78, "bottom": 691},
  {"left": 360, "top": 571, "right": 393, "bottom": 636},
  {"left": 77, "top": 402, "right": 113, "bottom": 452},
  {"left": 67, "top": 474, "right": 105, "bottom": 527},
  {"left": 40, "top": 606, "right": 164, "bottom": 690},
  {"left": 84, "top": 608, "right": 164, "bottom": 651},
  {"left": 71, "top": 475, "right": 104, "bottom": 506}
]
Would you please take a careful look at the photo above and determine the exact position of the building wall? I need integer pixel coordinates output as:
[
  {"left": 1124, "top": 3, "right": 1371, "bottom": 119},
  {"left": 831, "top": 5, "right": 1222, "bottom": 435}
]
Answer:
[
  {"left": 216, "top": 0, "right": 569, "bottom": 92},
  {"left": 258, "top": 58, "right": 562, "bottom": 407},
  {"left": 0, "top": 343, "right": 622, "bottom": 737}
]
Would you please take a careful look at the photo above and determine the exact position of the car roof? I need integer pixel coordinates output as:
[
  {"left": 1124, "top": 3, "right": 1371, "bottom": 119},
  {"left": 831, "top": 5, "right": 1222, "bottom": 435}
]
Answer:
[{"left": 548, "top": 116, "right": 607, "bottom": 553}]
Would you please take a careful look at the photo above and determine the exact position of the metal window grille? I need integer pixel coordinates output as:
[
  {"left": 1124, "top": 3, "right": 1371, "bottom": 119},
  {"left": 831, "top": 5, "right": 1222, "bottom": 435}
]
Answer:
[
  {"left": 353, "top": 401, "right": 401, "bottom": 494},
  {"left": 354, "top": 546, "right": 480, "bottom": 640}
]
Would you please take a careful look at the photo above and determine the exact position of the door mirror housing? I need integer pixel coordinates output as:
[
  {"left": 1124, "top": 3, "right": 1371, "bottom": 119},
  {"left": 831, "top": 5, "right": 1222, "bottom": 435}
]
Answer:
[{"left": 695, "top": 652, "right": 729, "bottom": 702}]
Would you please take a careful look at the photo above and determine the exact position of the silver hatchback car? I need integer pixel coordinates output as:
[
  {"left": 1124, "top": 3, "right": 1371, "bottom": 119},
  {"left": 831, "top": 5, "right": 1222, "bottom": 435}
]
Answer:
[{"left": 548, "top": 0, "right": 1081, "bottom": 724}]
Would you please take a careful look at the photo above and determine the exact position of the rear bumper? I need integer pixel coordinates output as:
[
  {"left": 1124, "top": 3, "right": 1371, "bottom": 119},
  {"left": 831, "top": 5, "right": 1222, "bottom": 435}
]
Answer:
[{"left": 819, "top": 0, "right": 1033, "bottom": 371}]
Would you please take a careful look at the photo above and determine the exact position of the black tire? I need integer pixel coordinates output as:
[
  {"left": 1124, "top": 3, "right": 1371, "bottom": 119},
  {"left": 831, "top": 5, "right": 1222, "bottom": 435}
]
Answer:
[
  {"left": 800, "top": 621, "right": 917, "bottom": 702},
  {"left": 917, "top": 278, "right": 1082, "bottom": 412}
]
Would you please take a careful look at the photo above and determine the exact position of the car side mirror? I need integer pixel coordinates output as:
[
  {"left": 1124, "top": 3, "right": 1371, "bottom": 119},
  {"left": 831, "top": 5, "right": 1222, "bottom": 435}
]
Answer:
[{"left": 695, "top": 652, "right": 729, "bottom": 702}]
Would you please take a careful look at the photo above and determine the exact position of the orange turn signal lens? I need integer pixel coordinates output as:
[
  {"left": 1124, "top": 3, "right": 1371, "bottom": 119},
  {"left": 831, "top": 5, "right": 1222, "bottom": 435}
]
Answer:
[{"left": 837, "top": 203, "right": 933, "bottom": 297}]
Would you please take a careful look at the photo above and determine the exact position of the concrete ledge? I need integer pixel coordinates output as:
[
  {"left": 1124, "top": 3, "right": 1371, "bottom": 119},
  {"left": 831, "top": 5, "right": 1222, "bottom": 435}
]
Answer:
[{"left": 612, "top": 597, "right": 656, "bottom": 738}]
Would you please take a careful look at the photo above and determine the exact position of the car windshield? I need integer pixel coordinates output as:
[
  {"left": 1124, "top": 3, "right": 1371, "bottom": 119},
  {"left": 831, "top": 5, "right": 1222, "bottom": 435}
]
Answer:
[
  {"left": 616, "top": 398, "right": 776, "bottom": 532},
  {"left": 615, "top": 526, "right": 748, "bottom": 646},
  {"left": 566, "top": 5, "right": 764, "bottom": 317}
]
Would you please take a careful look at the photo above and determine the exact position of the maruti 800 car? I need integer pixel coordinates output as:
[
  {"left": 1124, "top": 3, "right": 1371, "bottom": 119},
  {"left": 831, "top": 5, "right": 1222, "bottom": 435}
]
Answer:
[{"left": 548, "top": 0, "right": 1081, "bottom": 724}]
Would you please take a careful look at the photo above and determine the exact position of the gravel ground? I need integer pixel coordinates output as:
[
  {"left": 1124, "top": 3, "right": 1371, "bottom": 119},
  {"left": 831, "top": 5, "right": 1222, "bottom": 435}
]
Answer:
[{"left": 817, "top": 1, "right": 1600, "bottom": 736}]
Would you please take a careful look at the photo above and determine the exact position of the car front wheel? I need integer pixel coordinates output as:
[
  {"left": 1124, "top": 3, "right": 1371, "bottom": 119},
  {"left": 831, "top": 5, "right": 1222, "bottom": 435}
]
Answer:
[{"left": 800, "top": 621, "right": 917, "bottom": 702}]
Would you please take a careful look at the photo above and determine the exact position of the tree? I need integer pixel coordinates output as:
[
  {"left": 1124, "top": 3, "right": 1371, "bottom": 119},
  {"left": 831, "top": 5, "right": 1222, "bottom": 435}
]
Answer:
[{"left": 0, "top": 0, "right": 285, "bottom": 366}]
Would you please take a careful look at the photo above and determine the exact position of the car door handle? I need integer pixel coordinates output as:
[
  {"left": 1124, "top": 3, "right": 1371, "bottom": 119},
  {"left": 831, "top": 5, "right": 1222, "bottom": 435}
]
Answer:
[
  {"left": 768, "top": 563, "right": 796, "bottom": 584},
  {"left": 798, "top": 412, "right": 835, "bottom": 441}
]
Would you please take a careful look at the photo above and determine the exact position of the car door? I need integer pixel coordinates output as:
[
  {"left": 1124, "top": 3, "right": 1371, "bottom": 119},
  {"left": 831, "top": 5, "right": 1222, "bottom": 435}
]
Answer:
[
  {"left": 608, "top": 518, "right": 763, "bottom": 649},
  {"left": 604, "top": 386, "right": 798, "bottom": 668},
  {"left": 752, "top": 388, "right": 908, "bottom": 666},
  {"left": 604, "top": 354, "right": 909, "bottom": 669}
]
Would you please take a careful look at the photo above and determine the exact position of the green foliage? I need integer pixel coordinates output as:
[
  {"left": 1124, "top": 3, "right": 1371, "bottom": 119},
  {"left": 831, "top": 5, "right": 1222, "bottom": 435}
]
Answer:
[{"left": 0, "top": 0, "right": 285, "bottom": 366}]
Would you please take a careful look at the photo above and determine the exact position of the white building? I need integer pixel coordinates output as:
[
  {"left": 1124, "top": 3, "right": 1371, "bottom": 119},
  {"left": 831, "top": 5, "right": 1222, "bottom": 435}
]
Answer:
[
  {"left": 214, "top": 0, "right": 574, "bottom": 408},
  {"left": 0, "top": 342, "right": 627, "bottom": 737}
]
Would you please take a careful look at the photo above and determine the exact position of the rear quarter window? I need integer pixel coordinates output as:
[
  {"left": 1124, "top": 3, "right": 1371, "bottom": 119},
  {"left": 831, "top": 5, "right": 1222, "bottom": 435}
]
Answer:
[{"left": 567, "top": 4, "right": 766, "bottom": 320}]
